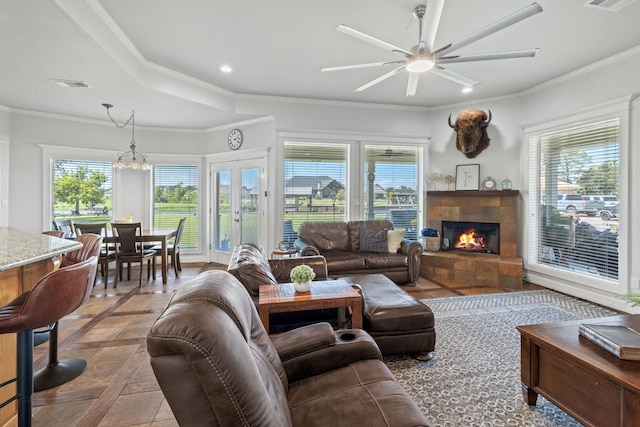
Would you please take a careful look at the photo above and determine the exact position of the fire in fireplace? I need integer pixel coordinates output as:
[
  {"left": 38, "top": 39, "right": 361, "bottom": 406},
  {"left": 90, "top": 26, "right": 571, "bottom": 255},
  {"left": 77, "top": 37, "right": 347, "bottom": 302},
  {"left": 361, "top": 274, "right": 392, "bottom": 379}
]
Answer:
[{"left": 442, "top": 221, "right": 500, "bottom": 254}]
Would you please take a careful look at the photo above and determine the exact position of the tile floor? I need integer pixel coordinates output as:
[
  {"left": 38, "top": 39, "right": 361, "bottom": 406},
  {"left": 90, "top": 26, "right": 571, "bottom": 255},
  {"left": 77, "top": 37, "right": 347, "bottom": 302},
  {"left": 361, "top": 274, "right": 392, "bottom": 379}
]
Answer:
[{"left": 27, "top": 263, "right": 542, "bottom": 426}]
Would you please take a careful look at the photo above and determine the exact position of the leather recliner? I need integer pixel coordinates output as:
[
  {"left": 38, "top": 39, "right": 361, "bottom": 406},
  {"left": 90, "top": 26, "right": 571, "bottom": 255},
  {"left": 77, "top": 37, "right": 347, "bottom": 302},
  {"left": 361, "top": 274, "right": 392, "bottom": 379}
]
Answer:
[{"left": 147, "top": 270, "right": 431, "bottom": 427}]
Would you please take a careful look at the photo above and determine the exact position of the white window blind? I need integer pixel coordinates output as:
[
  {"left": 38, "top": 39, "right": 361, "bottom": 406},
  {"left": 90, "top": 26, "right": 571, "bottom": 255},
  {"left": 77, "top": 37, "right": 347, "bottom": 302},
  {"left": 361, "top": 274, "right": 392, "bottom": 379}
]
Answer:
[
  {"left": 528, "top": 118, "right": 619, "bottom": 281},
  {"left": 153, "top": 165, "right": 199, "bottom": 250},
  {"left": 363, "top": 146, "right": 421, "bottom": 240},
  {"left": 52, "top": 159, "right": 112, "bottom": 221},
  {"left": 283, "top": 142, "right": 348, "bottom": 242}
]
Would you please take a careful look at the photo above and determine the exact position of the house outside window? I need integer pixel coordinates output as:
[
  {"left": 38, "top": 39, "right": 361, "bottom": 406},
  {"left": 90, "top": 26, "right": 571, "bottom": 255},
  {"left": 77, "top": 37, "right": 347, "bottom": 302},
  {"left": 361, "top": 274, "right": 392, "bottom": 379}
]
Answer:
[
  {"left": 153, "top": 165, "right": 199, "bottom": 250},
  {"left": 526, "top": 114, "right": 622, "bottom": 288},
  {"left": 51, "top": 159, "right": 113, "bottom": 226},
  {"left": 282, "top": 140, "right": 423, "bottom": 246}
]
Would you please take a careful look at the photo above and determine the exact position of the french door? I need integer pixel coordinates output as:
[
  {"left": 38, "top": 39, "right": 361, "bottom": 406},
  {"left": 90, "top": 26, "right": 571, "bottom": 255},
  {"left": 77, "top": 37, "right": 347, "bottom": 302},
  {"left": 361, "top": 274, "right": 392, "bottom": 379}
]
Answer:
[{"left": 210, "top": 158, "right": 267, "bottom": 264}]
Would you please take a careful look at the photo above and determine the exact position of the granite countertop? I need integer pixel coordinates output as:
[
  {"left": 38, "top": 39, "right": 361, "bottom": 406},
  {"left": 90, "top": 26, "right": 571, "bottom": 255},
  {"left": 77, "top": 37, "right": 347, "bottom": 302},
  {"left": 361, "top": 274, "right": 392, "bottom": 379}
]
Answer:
[{"left": 0, "top": 227, "right": 82, "bottom": 271}]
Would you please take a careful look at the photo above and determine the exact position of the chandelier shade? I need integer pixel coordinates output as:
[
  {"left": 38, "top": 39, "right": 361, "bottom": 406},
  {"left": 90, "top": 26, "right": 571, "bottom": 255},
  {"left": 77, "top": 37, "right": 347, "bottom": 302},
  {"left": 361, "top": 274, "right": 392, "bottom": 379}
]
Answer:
[{"left": 102, "top": 103, "right": 149, "bottom": 170}]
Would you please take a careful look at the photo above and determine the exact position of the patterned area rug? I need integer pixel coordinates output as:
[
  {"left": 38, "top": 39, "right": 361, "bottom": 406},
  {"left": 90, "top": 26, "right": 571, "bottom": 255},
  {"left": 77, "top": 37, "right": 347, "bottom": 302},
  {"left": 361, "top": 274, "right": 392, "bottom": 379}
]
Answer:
[{"left": 385, "top": 290, "right": 619, "bottom": 427}]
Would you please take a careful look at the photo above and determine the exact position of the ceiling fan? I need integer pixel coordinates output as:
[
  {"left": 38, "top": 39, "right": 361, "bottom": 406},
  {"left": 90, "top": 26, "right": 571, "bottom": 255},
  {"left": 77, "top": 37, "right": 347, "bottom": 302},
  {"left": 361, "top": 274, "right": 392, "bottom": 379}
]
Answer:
[{"left": 320, "top": 1, "right": 543, "bottom": 96}]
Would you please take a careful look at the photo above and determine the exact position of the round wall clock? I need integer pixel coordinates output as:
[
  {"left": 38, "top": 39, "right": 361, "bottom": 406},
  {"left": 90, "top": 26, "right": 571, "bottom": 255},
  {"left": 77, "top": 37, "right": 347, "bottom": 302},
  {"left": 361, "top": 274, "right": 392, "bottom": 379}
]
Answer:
[
  {"left": 228, "top": 128, "right": 243, "bottom": 150},
  {"left": 482, "top": 176, "right": 497, "bottom": 190}
]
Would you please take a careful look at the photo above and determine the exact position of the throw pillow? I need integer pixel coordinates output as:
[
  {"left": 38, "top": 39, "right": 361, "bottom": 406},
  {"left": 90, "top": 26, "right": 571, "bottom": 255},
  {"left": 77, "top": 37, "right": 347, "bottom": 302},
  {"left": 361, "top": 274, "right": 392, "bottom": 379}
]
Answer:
[
  {"left": 359, "top": 227, "right": 388, "bottom": 253},
  {"left": 387, "top": 229, "right": 406, "bottom": 253}
]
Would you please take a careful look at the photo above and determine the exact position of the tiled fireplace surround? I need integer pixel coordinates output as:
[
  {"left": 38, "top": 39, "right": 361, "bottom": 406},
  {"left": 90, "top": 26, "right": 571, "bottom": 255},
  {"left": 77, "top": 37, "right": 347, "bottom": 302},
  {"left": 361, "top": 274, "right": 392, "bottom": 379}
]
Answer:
[{"left": 421, "top": 190, "right": 523, "bottom": 289}]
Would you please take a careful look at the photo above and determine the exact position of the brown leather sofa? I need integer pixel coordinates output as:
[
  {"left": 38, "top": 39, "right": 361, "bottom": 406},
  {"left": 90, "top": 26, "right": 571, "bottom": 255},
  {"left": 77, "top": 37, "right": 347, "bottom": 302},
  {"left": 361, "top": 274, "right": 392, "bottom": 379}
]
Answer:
[
  {"left": 227, "top": 244, "right": 435, "bottom": 358},
  {"left": 147, "top": 270, "right": 431, "bottom": 427},
  {"left": 294, "top": 220, "right": 423, "bottom": 285}
]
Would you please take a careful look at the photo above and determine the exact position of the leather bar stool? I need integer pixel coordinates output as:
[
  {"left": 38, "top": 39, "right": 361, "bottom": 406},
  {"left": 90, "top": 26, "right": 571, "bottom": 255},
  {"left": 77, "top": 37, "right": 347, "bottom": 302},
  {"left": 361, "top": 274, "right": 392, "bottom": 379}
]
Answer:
[
  {"left": 34, "top": 234, "right": 102, "bottom": 392},
  {"left": 0, "top": 257, "right": 98, "bottom": 427}
]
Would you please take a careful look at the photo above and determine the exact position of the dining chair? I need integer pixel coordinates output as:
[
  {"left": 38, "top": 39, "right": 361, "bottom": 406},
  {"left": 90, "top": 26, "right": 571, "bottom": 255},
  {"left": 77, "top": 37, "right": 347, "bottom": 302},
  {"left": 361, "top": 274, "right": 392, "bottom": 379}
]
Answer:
[
  {"left": 42, "top": 230, "right": 66, "bottom": 238},
  {"left": 75, "top": 222, "right": 115, "bottom": 287},
  {"left": 151, "top": 217, "right": 186, "bottom": 277},
  {"left": 111, "top": 222, "right": 156, "bottom": 288},
  {"left": 54, "top": 219, "right": 76, "bottom": 238}
]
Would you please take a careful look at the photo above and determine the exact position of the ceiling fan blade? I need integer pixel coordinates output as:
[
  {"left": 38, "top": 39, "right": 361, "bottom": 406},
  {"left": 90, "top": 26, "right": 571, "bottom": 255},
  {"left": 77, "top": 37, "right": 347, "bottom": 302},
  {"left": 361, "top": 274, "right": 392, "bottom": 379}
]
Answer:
[
  {"left": 321, "top": 61, "right": 404, "bottom": 72},
  {"left": 430, "top": 67, "right": 479, "bottom": 88},
  {"left": 438, "top": 48, "right": 539, "bottom": 64},
  {"left": 422, "top": 0, "right": 445, "bottom": 53},
  {"left": 336, "top": 25, "right": 412, "bottom": 56},
  {"left": 355, "top": 66, "right": 405, "bottom": 92},
  {"left": 434, "top": 2, "right": 542, "bottom": 57},
  {"left": 406, "top": 72, "right": 420, "bottom": 97}
]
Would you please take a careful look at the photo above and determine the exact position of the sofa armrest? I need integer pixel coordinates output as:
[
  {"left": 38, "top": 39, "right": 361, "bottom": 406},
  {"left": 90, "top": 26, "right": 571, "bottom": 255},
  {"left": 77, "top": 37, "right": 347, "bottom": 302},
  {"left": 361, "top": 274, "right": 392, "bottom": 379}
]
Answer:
[
  {"left": 294, "top": 238, "right": 320, "bottom": 256},
  {"left": 268, "top": 255, "right": 328, "bottom": 283},
  {"left": 272, "top": 323, "right": 382, "bottom": 383},
  {"left": 399, "top": 240, "right": 424, "bottom": 283}
]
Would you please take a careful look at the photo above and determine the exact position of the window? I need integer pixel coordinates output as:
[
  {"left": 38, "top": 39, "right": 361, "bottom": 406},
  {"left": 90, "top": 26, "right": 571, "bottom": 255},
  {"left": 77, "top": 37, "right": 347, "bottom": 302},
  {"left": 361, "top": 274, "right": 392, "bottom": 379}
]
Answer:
[
  {"left": 283, "top": 141, "right": 348, "bottom": 245},
  {"left": 52, "top": 159, "right": 113, "bottom": 224},
  {"left": 528, "top": 118, "right": 620, "bottom": 282},
  {"left": 153, "top": 165, "right": 199, "bottom": 250},
  {"left": 363, "top": 145, "right": 421, "bottom": 240}
]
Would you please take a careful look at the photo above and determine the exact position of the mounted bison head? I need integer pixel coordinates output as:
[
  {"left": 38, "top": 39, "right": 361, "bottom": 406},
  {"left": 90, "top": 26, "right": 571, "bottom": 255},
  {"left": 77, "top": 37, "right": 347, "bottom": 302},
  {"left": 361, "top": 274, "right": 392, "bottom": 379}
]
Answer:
[{"left": 448, "top": 109, "right": 492, "bottom": 159}]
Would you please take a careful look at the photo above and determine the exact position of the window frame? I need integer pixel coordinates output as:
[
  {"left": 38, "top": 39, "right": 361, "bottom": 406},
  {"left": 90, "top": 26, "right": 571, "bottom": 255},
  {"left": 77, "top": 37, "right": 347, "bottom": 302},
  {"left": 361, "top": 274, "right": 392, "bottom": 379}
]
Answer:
[
  {"left": 522, "top": 97, "right": 630, "bottom": 294},
  {"left": 41, "top": 145, "right": 118, "bottom": 231},
  {"left": 277, "top": 130, "right": 427, "bottom": 245},
  {"left": 152, "top": 163, "right": 200, "bottom": 252}
]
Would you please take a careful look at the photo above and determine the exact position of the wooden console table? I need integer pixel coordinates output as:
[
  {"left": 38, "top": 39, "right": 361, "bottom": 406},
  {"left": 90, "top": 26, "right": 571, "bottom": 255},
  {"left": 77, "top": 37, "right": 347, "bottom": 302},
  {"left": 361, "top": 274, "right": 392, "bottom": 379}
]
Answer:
[
  {"left": 258, "top": 280, "right": 362, "bottom": 333},
  {"left": 517, "top": 314, "right": 640, "bottom": 427}
]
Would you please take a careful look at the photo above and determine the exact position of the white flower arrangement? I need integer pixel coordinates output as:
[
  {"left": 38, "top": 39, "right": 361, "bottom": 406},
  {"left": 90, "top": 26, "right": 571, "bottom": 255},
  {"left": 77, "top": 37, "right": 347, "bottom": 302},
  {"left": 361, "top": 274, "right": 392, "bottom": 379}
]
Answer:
[{"left": 290, "top": 264, "right": 315, "bottom": 283}]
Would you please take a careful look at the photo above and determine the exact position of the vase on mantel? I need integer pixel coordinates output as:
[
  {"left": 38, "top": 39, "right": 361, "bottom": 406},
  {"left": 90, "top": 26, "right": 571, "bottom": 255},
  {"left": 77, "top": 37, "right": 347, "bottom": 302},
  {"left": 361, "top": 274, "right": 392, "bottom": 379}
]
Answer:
[{"left": 294, "top": 281, "right": 312, "bottom": 292}]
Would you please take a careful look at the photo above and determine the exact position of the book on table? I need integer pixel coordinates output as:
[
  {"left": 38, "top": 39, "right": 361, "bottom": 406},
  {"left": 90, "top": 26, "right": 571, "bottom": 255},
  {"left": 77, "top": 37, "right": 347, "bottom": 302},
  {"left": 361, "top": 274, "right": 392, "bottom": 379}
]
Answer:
[{"left": 578, "top": 323, "right": 640, "bottom": 360}]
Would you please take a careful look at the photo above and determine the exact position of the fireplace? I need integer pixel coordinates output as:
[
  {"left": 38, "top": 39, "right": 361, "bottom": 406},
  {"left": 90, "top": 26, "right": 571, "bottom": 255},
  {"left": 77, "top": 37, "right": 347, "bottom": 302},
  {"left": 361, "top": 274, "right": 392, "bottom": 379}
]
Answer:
[
  {"left": 442, "top": 221, "right": 500, "bottom": 254},
  {"left": 422, "top": 190, "right": 522, "bottom": 289}
]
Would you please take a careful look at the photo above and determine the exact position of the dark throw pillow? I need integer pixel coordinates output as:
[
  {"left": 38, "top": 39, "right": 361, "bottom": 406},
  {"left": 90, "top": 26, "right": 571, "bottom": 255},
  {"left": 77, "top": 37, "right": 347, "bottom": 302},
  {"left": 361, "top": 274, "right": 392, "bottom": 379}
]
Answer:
[{"left": 359, "top": 227, "right": 388, "bottom": 253}]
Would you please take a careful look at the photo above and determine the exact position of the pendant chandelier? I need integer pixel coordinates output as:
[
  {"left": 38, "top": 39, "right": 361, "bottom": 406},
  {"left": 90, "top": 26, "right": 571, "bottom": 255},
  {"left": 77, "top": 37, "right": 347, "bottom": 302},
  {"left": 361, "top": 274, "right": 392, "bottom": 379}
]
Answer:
[{"left": 102, "top": 103, "right": 150, "bottom": 170}]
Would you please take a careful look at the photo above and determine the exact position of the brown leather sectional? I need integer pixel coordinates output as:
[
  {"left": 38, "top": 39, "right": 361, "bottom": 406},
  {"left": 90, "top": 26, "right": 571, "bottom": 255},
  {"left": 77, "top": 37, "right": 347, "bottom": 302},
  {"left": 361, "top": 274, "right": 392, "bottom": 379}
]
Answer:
[
  {"left": 294, "top": 219, "right": 423, "bottom": 285},
  {"left": 147, "top": 270, "right": 432, "bottom": 426},
  {"left": 227, "top": 244, "right": 436, "bottom": 358}
]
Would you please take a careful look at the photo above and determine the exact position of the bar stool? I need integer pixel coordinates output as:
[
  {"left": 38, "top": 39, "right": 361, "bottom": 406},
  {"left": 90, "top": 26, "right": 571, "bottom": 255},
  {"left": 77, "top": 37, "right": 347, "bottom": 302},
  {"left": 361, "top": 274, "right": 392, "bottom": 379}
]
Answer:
[
  {"left": 34, "top": 234, "right": 102, "bottom": 392},
  {"left": 0, "top": 257, "right": 98, "bottom": 427}
]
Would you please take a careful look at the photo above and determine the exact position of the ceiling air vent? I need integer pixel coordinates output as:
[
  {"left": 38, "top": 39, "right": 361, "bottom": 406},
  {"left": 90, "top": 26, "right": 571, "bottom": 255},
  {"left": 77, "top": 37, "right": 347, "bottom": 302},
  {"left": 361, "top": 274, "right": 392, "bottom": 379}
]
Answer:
[
  {"left": 50, "top": 79, "right": 90, "bottom": 88},
  {"left": 584, "top": 0, "right": 638, "bottom": 11}
]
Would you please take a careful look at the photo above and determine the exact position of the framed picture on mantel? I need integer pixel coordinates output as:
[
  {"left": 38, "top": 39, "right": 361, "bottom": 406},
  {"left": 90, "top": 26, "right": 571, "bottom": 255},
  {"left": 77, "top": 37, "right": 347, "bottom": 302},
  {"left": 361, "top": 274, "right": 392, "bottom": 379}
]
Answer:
[{"left": 455, "top": 164, "right": 480, "bottom": 191}]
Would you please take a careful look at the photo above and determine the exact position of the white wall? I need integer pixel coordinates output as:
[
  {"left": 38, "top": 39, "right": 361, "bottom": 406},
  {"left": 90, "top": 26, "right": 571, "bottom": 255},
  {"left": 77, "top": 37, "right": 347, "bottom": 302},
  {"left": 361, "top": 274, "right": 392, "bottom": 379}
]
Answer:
[{"left": 2, "top": 47, "right": 638, "bottom": 310}]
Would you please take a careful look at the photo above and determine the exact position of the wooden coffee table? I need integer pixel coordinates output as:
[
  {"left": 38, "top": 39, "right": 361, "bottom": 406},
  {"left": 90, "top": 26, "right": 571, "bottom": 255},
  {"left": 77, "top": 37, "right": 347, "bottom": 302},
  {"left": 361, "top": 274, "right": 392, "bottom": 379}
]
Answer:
[
  {"left": 517, "top": 314, "right": 640, "bottom": 427},
  {"left": 258, "top": 279, "right": 362, "bottom": 333}
]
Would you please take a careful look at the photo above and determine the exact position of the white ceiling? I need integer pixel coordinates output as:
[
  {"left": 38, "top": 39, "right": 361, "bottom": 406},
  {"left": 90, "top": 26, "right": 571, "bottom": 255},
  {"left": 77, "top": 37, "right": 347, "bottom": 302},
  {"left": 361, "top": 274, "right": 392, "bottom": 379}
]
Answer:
[{"left": 1, "top": 0, "right": 639, "bottom": 129}]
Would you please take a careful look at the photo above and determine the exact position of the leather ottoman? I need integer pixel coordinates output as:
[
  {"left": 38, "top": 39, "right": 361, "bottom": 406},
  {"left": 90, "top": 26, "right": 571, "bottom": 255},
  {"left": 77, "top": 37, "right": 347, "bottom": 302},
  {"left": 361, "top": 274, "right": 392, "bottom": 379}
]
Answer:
[{"left": 344, "top": 274, "right": 436, "bottom": 359}]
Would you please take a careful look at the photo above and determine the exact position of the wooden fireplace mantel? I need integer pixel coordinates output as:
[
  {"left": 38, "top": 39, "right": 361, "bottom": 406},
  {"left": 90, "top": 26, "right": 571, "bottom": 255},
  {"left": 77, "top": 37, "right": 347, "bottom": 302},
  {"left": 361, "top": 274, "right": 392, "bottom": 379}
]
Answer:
[{"left": 427, "top": 190, "right": 519, "bottom": 197}]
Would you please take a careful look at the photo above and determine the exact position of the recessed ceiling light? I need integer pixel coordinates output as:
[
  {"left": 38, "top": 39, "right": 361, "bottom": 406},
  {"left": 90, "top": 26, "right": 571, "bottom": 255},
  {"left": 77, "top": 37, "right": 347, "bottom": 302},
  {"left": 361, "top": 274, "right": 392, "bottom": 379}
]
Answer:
[
  {"left": 462, "top": 86, "right": 473, "bottom": 94},
  {"left": 219, "top": 65, "right": 233, "bottom": 73},
  {"left": 50, "top": 79, "right": 90, "bottom": 88}
]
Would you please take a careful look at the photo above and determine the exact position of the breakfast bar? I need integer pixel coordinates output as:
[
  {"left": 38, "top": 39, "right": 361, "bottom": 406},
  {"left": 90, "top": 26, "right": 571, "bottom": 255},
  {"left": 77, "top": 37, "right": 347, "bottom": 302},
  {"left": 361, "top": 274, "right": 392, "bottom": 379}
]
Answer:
[{"left": 0, "top": 227, "right": 81, "bottom": 427}]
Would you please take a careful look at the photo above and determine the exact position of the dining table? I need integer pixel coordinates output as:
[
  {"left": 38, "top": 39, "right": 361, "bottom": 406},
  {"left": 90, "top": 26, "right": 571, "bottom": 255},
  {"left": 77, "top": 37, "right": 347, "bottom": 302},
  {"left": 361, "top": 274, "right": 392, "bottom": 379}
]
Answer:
[{"left": 103, "top": 227, "right": 177, "bottom": 285}]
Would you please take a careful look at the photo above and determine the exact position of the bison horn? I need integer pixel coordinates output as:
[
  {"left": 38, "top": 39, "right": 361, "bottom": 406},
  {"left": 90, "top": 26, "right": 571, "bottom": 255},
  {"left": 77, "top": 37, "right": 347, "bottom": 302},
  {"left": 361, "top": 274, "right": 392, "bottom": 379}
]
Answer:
[
  {"left": 483, "top": 109, "right": 492, "bottom": 126},
  {"left": 448, "top": 114, "right": 455, "bottom": 129}
]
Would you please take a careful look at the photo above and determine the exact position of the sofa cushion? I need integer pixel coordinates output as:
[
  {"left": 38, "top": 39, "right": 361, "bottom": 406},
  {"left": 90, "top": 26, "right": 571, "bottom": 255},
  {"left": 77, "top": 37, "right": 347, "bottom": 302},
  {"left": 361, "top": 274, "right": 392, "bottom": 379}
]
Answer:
[
  {"left": 365, "top": 252, "right": 408, "bottom": 269},
  {"left": 359, "top": 227, "right": 388, "bottom": 253},
  {"left": 227, "top": 244, "right": 277, "bottom": 296},
  {"left": 288, "top": 359, "right": 430, "bottom": 426},
  {"left": 322, "top": 250, "right": 366, "bottom": 272},
  {"left": 347, "top": 220, "right": 394, "bottom": 252},
  {"left": 387, "top": 229, "right": 406, "bottom": 253},
  {"left": 298, "top": 221, "right": 350, "bottom": 251}
]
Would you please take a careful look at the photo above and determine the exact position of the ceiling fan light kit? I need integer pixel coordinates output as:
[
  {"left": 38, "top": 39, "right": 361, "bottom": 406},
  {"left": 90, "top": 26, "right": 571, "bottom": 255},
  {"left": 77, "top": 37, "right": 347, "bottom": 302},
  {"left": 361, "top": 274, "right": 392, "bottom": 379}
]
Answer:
[{"left": 322, "top": 2, "right": 543, "bottom": 97}]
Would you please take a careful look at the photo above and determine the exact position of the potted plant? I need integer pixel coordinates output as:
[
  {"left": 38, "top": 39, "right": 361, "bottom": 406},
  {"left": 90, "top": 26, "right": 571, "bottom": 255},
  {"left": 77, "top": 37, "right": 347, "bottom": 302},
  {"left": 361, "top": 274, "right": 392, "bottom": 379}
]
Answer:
[{"left": 290, "top": 264, "right": 315, "bottom": 292}]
